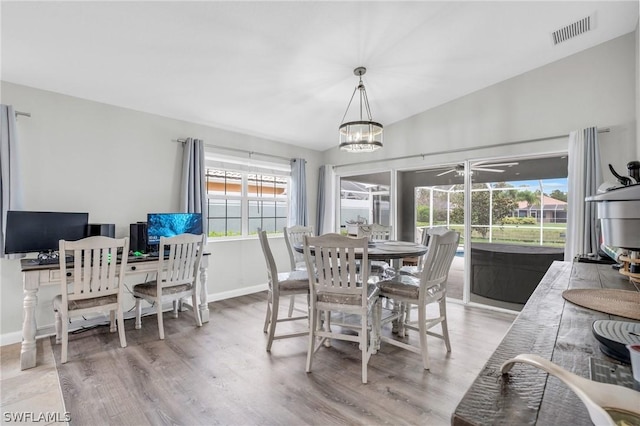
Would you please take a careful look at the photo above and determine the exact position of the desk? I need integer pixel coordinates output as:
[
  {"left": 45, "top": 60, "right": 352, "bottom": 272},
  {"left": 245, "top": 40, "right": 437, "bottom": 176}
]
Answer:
[
  {"left": 19, "top": 254, "right": 210, "bottom": 370},
  {"left": 452, "top": 261, "right": 638, "bottom": 425}
]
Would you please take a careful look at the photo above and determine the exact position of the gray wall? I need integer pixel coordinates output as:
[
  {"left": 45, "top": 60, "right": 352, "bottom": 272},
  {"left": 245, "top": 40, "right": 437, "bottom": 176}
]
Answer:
[
  {"left": 326, "top": 32, "right": 637, "bottom": 173},
  {"left": 0, "top": 82, "right": 322, "bottom": 344}
]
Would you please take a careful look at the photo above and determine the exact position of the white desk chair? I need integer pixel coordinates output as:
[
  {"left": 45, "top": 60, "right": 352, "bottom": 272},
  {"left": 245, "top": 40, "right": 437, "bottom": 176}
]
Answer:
[
  {"left": 132, "top": 233, "right": 205, "bottom": 340},
  {"left": 53, "top": 236, "right": 130, "bottom": 364},
  {"left": 259, "top": 230, "right": 309, "bottom": 351},
  {"left": 303, "top": 233, "right": 380, "bottom": 384},
  {"left": 377, "top": 230, "right": 460, "bottom": 370}
]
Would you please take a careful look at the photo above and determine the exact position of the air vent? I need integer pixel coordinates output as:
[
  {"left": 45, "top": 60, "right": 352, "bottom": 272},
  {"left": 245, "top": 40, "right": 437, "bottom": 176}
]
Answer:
[{"left": 552, "top": 15, "right": 592, "bottom": 45}]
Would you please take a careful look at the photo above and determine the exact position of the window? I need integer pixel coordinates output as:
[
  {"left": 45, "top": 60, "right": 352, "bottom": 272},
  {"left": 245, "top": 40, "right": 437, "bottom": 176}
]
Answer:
[
  {"left": 339, "top": 172, "right": 390, "bottom": 235},
  {"left": 205, "top": 155, "right": 290, "bottom": 238}
]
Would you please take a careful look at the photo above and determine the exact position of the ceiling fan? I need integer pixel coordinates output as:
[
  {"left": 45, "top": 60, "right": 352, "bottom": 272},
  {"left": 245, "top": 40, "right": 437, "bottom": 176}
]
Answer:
[{"left": 434, "top": 161, "right": 519, "bottom": 177}]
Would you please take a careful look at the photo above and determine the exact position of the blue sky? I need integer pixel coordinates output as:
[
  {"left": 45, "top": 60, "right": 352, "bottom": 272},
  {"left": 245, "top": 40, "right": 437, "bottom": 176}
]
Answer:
[{"left": 502, "top": 178, "right": 568, "bottom": 193}]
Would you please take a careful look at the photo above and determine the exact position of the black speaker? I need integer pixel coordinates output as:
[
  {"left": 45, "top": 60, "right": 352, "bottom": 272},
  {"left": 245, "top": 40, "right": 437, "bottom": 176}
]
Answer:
[
  {"left": 130, "top": 222, "right": 148, "bottom": 253},
  {"left": 87, "top": 223, "right": 115, "bottom": 238}
]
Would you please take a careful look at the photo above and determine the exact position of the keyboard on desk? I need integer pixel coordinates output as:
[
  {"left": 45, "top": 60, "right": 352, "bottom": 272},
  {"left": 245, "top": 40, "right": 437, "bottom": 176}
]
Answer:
[
  {"left": 36, "top": 255, "right": 74, "bottom": 265},
  {"left": 145, "top": 250, "right": 170, "bottom": 258}
]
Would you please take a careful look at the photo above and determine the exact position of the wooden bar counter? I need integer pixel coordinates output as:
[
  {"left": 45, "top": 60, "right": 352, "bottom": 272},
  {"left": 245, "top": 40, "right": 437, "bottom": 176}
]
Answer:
[{"left": 452, "top": 260, "right": 638, "bottom": 425}]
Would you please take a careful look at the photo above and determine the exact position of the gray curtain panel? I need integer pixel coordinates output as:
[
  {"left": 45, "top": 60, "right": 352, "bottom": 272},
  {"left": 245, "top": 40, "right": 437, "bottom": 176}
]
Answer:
[
  {"left": 289, "top": 158, "right": 308, "bottom": 226},
  {"left": 565, "top": 126, "right": 602, "bottom": 260},
  {"left": 180, "top": 138, "right": 208, "bottom": 237},
  {"left": 0, "top": 105, "right": 23, "bottom": 258},
  {"left": 316, "top": 164, "right": 335, "bottom": 235},
  {"left": 582, "top": 127, "right": 602, "bottom": 255}
]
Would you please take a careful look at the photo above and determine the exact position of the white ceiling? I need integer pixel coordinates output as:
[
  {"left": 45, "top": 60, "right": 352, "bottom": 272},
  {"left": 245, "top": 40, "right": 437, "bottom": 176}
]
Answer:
[{"left": 1, "top": 1, "right": 638, "bottom": 152}]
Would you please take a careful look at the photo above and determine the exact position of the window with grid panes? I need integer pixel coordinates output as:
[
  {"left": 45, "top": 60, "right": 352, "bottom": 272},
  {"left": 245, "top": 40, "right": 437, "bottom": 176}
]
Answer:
[{"left": 205, "top": 164, "right": 289, "bottom": 238}]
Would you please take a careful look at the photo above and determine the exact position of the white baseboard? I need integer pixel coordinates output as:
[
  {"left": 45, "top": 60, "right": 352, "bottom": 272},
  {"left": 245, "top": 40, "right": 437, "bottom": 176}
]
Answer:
[
  {"left": 208, "top": 283, "right": 268, "bottom": 302},
  {"left": 0, "top": 283, "right": 269, "bottom": 347},
  {"left": 0, "top": 331, "right": 24, "bottom": 347}
]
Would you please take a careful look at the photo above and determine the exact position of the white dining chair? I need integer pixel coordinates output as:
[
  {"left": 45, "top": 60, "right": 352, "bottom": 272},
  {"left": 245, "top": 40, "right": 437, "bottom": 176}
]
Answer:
[
  {"left": 132, "top": 233, "right": 205, "bottom": 340},
  {"left": 376, "top": 230, "right": 460, "bottom": 370},
  {"left": 283, "top": 225, "right": 314, "bottom": 317},
  {"left": 399, "top": 226, "right": 449, "bottom": 277},
  {"left": 357, "top": 224, "right": 392, "bottom": 277},
  {"left": 259, "top": 230, "right": 309, "bottom": 351},
  {"left": 53, "top": 236, "right": 130, "bottom": 364},
  {"left": 303, "top": 233, "right": 381, "bottom": 384}
]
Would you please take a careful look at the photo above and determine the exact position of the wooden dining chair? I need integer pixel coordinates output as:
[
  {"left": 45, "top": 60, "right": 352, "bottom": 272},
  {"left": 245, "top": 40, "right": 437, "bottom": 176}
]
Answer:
[
  {"left": 357, "top": 224, "right": 392, "bottom": 277},
  {"left": 283, "top": 225, "right": 314, "bottom": 317},
  {"left": 53, "top": 236, "right": 130, "bottom": 364},
  {"left": 132, "top": 233, "right": 205, "bottom": 340},
  {"left": 284, "top": 225, "right": 314, "bottom": 272},
  {"left": 399, "top": 226, "right": 449, "bottom": 277},
  {"left": 377, "top": 230, "right": 460, "bottom": 370},
  {"left": 259, "top": 230, "right": 309, "bottom": 351},
  {"left": 303, "top": 233, "right": 381, "bottom": 384}
]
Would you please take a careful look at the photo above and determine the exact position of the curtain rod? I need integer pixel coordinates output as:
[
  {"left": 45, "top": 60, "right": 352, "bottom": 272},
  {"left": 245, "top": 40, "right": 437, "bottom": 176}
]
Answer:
[
  {"left": 175, "top": 138, "right": 294, "bottom": 163},
  {"left": 333, "top": 127, "right": 610, "bottom": 170},
  {"left": 15, "top": 111, "right": 31, "bottom": 118}
]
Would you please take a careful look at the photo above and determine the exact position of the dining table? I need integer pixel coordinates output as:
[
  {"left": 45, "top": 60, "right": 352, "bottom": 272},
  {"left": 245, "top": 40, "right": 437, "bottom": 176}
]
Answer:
[
  {"left": 294, "top": 238, "right": 429, "bottom": 342},
  {"left": 292, "top": 239, "right": 428, "bottom": 269}
]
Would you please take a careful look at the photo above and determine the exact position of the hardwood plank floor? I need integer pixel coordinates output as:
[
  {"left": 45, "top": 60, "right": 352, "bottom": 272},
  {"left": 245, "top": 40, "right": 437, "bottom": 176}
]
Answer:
[{"left": 7, "top": 293, "right": 515, "bottom": 425}]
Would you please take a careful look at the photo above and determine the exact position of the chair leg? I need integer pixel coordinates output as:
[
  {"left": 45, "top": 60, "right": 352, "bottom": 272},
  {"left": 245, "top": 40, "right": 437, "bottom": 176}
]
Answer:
[
  {"left": 439, "top": 298, "right": 451, "bottom": 352},
  {"left": 263, "top": 293, "right": 272, "bottom": 334},
  {"left": 418, "top": 303, "right": 430, "bottom": 370},
  {"left": 157, "top": 302, "right": 165, "bottom": 340},
  {"left": 373, "top": 299, "right": 381, "bottom": 353},
  {"left": 191, "top": 293, "right": 202, "bottom": 327},
  {"left": 287, "top": 294, "right": 295, "bottom": 318},
  {"left": 266, "top": 294, "right": 280, "bottom": 352},
  {"left": 172, "top": 300, "right": 179, "bottom": 318},
  {"left": 375, "top": 300, "right": 383, "bottom": 351},
  {"left": 360, "top": 309, "right": 368, "bottom": 384},
  {"left": 323, "top": 310, "right": 332, "bottom": 348},
  {"left": 54, "top": 310, "right": 62, "bottom": 344},
  {"left": 61, "top": 313, "right": 69, "bottom": 364},
  {"left": 135, "top": 298, "right": 142, "bottom": 330},
  {"left": 404, "top": 304, "right": 412, "bottom": 336},
  {"left": 117, "top": 307, "right": 127, "bottom": 348},
  {"left": 306, "top": 306, "right": 319, "bottom": 373},
  {"left": 109, "top": 310, "right": 116, "bottom": 333}
]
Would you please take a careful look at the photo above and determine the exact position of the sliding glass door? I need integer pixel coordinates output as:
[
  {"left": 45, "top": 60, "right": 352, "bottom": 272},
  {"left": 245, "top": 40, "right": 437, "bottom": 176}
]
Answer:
[
  {"left": 339, "top": 171, "right": 391, "bottom": 236},
  {"left": 467, "top": 156, "right": 567, "bottom": 310},
  {"left": 400, "top": 164, "right": 465, "bottom": 300},
  {"left": 399, "top": 154, "right": 568, "bottom": 309}
]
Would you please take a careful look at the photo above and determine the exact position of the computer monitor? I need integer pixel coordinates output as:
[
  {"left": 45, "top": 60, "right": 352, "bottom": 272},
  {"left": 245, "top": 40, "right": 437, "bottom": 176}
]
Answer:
[
  {"left": 146, "top": 213, "right": 203, "bottom": 247},
  {"left": 4, "top": 211, "right": 89, "bottom": 254}
]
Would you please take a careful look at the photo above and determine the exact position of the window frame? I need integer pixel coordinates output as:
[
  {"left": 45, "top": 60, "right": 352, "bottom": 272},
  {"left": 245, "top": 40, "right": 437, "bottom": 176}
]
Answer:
[{"left": 205, "top": 155, "right": 290, "bottom": 240}]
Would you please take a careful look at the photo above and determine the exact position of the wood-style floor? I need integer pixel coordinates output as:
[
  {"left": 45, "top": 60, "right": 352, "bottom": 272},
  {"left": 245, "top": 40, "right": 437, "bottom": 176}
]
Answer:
[{"left": 3, "top": 293, "right": 515, "bottom": 425}]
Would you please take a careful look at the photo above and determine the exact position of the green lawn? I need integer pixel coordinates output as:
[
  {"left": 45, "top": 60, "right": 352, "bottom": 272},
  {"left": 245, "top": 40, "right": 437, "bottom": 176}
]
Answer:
[{"left": 417, "top": 222, "right": 566, "bottom": 247}]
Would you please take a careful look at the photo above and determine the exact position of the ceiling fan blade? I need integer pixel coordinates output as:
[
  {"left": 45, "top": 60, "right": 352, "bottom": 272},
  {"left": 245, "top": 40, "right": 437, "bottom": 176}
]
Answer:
[
  {"left": 473, "top": 167, "right": 505, "bottom": 173},
  {"left": 472, "top": 162, "right": 519, "bottom": 168},
  {"left": 436, "top": 169, "right": 456, "bottom": 177}
]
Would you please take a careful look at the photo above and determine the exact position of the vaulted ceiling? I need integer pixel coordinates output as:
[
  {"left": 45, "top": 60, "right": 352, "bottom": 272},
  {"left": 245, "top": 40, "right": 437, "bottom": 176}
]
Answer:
[{"left": 2, "top": 1, "right": 637, "bottom": 152}]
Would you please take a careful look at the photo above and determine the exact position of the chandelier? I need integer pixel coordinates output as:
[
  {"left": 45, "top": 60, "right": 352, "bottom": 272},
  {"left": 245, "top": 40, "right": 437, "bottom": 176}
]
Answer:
[{"left": 339, "top": 67, "right": 383, "bottom": 153}]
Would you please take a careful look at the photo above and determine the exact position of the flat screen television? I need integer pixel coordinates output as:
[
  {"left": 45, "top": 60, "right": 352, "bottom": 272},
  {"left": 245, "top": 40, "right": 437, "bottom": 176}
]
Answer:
[
  {"left": 4, "top": 211, "right": 89, "bottom": 254},
  {"left": 146, "top": 213, "right": 203, "bottom": 247}
]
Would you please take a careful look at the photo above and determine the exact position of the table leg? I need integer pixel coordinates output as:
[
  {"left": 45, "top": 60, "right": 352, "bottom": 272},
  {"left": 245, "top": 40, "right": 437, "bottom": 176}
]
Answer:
[
  {"left": 199, "top": 265, "right": 210, "bottom": 323},
  {"left": 20, "top": 286, "right": 38, "bottom": 370}
]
